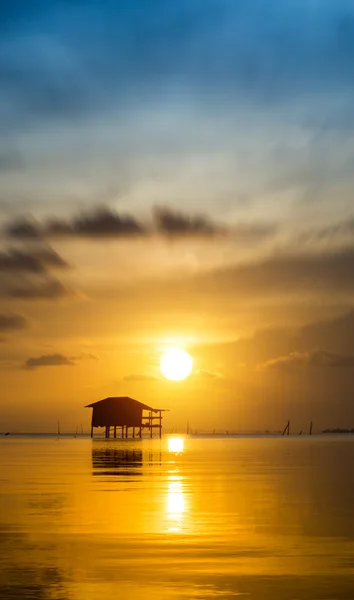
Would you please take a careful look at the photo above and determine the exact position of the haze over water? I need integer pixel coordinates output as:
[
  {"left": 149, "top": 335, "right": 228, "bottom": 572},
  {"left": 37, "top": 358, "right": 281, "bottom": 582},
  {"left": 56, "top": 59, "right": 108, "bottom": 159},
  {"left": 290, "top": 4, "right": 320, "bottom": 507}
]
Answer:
[{"left": 0, "top": 435, "right": 354, "bottom": 599}]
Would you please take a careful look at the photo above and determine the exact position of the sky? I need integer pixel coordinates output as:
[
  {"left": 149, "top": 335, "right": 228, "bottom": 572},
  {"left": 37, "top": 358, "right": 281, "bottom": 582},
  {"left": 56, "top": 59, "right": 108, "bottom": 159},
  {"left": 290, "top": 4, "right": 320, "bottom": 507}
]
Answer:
[{"left": 1, "top": 0, "right": 354, "bottom": 433}]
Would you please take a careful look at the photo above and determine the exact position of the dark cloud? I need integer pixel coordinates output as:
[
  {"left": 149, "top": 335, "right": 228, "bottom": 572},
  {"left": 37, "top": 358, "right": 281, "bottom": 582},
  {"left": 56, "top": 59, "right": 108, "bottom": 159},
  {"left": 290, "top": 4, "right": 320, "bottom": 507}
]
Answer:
[
  {"left": 8, "top": 278, "right": 68, "bottom": 300},
  {"left": 0, "top": 247, "right": 69, "bottom": 273},
  {"left": 5, "top": 206, "right": 274, "bottom": 243},
  {"left": 259, "top": 349, "right": 354, "bottom": 371},
  {"left": 153, "top": 206, "right": 224, "bottom": 237},
  {"left": 5, "top": 218, "right": 43, "bottom": 240},
  {"left": 24, "top": 353, "right": 74, "bottom": 369},
  {"left": 0, "top": 313, "right": 27, "bottom": 332},
  {"left": 47, "top": 207, "right": 144, "bottom": 238},
  {"left": 123, "top": 373, "right": 159, "bottom": 382},
  {"left": 0, "top": 245, "right": 69, "bottom": 301},
  {"left": 5, "top": 208, "right": 146, "bottom": 240}
]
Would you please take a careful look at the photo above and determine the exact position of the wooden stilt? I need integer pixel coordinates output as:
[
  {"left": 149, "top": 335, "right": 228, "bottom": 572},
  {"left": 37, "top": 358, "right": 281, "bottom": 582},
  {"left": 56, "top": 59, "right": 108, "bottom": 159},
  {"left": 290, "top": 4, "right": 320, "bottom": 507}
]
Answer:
[
  {"left": 114, "top": 426, "right": 117, "bottom": 439},
  {"left": 133, "top": 427, "right": 135, "bottom": 438},
  {"left": 105, "top": 425, "right": 110, "bottom": 439},
  {"left": 121, "top": 426, "right": 124, "bottom": 439},
  {"left": 309, "top": 421, "right": 313, "bottom": 436},
  {"left": 125, "top": 426, "right": 128, "bottom": 438},
  {"left": 91, "top": 423, "right": 93, "bottom": 438}
]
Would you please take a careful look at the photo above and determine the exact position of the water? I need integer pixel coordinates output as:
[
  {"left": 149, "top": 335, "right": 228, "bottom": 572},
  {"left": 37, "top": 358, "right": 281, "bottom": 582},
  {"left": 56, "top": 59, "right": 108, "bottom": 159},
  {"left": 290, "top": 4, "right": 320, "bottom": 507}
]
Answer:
[{"left": 0, "top": 435, "right": 354, "bottom": 599}]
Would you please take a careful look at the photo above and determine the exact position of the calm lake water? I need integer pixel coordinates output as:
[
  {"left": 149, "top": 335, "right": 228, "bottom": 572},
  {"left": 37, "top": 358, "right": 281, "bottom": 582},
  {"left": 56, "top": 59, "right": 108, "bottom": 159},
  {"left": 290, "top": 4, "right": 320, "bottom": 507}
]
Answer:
[{"left": 0, "top": 435, "right": 354, "bottom": 599}]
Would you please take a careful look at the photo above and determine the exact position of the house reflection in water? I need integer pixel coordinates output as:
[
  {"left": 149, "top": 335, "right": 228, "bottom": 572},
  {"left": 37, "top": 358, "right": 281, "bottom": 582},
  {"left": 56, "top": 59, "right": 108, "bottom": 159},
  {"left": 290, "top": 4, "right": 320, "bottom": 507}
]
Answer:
[
  {"left": 92, "top": 445, "right": 143, "bottom": 477},
  {"left": 92, "top": 444, "right": 162, "bottom": 478}
]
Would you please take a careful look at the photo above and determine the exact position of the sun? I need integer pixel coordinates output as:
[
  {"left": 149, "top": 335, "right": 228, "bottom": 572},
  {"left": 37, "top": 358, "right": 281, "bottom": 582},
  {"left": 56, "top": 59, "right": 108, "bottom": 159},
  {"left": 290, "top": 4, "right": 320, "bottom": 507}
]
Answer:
[{"left": 160, "top": 348, "right": 193, "bottom": 381}]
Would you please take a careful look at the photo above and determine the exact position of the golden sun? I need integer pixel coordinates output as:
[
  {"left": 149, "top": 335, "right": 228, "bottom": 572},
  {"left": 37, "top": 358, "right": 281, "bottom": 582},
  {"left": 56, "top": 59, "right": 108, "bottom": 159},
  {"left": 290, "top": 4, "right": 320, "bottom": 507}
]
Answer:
[{"left": 160, "top": 348, "right": 193, "bottom": 381}]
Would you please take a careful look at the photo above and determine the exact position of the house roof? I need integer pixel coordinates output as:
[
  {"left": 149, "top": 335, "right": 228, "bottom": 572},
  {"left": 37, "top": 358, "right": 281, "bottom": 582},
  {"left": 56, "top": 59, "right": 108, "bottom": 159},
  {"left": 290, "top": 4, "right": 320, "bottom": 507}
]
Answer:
[{"left": 85, "top": 396, "right": 166, "bottom": 412}]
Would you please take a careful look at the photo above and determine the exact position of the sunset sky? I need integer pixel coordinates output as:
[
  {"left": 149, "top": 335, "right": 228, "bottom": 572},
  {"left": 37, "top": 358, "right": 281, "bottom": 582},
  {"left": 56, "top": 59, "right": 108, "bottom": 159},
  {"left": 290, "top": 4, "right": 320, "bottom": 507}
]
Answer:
[{"left": 1, "top": 1, "right": 354, "bottom": 432}]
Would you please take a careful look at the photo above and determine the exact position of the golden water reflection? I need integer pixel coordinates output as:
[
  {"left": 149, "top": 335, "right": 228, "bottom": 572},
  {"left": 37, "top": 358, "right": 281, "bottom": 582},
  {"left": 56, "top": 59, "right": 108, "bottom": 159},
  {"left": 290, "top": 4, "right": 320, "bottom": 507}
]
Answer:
[
  {"left": 168, "top": 436, "right": 185, "bottom": 454},
  {"left": 3, "top": 437, "right": 354, "bottom": 598},
  {"left": 167, "top": 476, "right": 185, "bottom": 533},
  {"left": 167, "top": 437, "right": 186, "bottom": 532}
]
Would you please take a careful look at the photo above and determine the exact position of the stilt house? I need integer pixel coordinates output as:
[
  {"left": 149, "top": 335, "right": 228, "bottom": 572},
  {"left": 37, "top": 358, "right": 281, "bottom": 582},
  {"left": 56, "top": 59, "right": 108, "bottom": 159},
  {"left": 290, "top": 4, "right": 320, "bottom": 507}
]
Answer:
[{"left": 86, "top": 396, "right": 165, "bottom": 438}]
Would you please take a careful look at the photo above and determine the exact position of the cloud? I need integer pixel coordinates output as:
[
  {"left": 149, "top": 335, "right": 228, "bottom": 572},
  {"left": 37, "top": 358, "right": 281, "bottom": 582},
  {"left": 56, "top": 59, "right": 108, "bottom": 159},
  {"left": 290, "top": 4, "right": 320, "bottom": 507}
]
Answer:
[
  {"left": 5, "top": 218, "right": 43, "bottom": 240},
  {"left": 119, "top": 246, "right": 354, "bottom": 317},
  {"left": 23, "top": 351, "right": 99, "bottom": 369},
  {"left": 0, "top": 247, "right": 69, "bottom": 273},
  {"left": 24, "top": 353, "right": 74, "bottom": 369},
  {"left": 122, "top": 373, "right": 159, "bottom": 382},
  {"left": 194, "top": 369, "right": 222, "bottom": 379},
  {"left": 0, "top": 245, "right": 70, "bottom": 301},
  {"left": 46, "top": 208, "right": 145, "bottom": 238},
  {"left": 8, "top": 278, "right": 68, "bottom": 300},
  {"left": 77, "top": 353, "right": 99, "bottom": 361},
  {"left": 182, "top": 247, "right": 354, "bottom": 298},
  {"left": 153, "top": 206, "right": 225, "bottom": 238},
  {"left": 4, "top": 205, "right": 274, "bottom": 243},
  {"left": 299, "top": 218, "right": 354, "bottom": 245},
  {"left": 0, "top": 313, "right": 28, "bottom": 332},
  {"left": 259, "top": 349, "right": 354, "bottom": 371}
]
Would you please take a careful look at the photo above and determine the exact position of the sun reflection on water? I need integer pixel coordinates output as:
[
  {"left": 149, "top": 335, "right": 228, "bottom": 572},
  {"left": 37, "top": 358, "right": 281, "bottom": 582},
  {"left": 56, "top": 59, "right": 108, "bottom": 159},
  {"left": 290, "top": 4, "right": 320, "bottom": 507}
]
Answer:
[
  {"left": 166, "top": 437, "right": 186, "bottom": 532},
  {"left": 167, "top": 476, "right": 185, "bottom": 533},
  {"left": 168, "top": 436, "right": 184, "bottom": 454}
]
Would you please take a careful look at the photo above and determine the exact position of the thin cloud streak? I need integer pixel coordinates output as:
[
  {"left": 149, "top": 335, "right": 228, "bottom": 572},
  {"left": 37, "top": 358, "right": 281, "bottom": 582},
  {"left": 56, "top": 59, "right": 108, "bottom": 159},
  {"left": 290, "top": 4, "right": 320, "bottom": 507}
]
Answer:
[
  {"left": 187, "top": 247, "right": 354, "bottom": 297},
  {"left": 24, "top": 352, "right": 98, "bottom": 369},
  {"left": 259, "top": 349, "right": 354, "bottom": 371},
  {"left": 24, "top": 353, "right": 74, "bottom": 369},
  {"left": 122, "top": 373, "right": 159, "bottom": 382}
]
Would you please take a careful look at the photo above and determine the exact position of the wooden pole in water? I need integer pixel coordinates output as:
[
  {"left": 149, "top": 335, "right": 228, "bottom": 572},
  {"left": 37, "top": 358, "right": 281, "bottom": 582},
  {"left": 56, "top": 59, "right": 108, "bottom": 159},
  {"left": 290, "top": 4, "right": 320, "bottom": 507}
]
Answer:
[
  {"left": 282, "top": 420, "right": 290, "bottom": 436},
  {"left": 309, "top": 421, "right": 313, "bottom": 436},
  {"left": 114, "top": 426, "right": 117, "bottom": 439}
]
